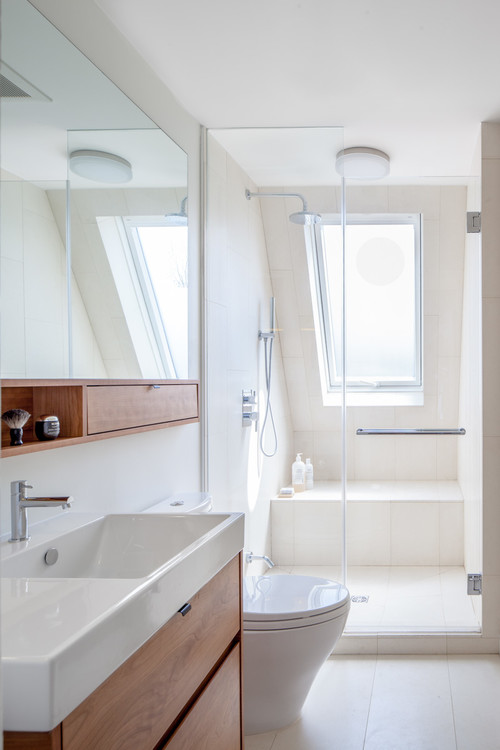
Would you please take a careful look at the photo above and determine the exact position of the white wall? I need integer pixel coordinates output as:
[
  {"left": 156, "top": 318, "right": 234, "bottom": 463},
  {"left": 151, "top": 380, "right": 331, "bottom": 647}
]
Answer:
[
  {"left": 205, "top": 134, "right": 293, "bottom": 568},
  {"left": 0, "top": 181, "right": 70, "bottom": 377}
]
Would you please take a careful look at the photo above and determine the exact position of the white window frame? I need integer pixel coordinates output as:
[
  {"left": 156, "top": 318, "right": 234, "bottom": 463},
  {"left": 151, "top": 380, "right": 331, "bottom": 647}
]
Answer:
[
  {"left": 122, "top": 216, "right": 185, "bottom": 379},
  {"left": 305, "top": 213, "right": 423, "bottom": 404}
]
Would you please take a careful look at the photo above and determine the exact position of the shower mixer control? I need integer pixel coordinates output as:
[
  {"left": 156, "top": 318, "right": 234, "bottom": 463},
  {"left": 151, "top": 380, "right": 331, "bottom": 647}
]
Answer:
[{"left": 242, "top": 390, "right": 259, "bottom": 429}]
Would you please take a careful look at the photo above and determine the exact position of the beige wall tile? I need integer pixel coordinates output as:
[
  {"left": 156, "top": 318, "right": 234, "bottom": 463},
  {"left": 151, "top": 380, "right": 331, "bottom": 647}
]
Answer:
[
  {"left": 347, "top": 501, "right": 390, "bottom": 565},
  {"left": 439, "top": 502, "right": 464, "bottom": 565},
  {"left": 391, "top": 502, "right": 440, "bottom": 564}
]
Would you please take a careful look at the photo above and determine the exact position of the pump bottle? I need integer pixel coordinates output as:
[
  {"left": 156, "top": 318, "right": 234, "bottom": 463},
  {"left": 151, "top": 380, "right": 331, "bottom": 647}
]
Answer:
[
  {"left": 305, "top": 458, "right": 314, "bottom": 490},
  {"left": 292, "top": 453, "right": 306, "bottom": 492}
]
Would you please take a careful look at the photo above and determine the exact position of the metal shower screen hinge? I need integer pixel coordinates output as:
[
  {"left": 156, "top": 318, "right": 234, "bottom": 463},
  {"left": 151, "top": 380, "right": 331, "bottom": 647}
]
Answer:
[
  {"left": 467, "top": 573, "right": 482, "bottom": 595},
  {"left": 466, "top": 211, "right": 481, "bottom": 233}
]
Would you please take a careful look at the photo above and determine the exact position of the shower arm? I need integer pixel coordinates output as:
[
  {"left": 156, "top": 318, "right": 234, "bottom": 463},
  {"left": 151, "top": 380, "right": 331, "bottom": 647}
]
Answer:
[{"left": 245, "top": 188, "right": 310, "bottom": 212}]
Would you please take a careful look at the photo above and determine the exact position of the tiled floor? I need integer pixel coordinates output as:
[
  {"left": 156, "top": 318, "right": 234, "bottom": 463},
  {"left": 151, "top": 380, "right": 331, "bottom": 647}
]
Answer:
[
  {"left": 270, "top": 565, "right": 480, "bottom": 633},
  {"left": 244, "top": 654, "right": 500, "bottom": 750}
]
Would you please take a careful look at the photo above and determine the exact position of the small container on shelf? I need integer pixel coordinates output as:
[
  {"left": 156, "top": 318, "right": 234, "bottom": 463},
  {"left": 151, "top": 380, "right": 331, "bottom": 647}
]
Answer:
[{"left": 35, "top": 414, "right": 60, "bottom": 441}]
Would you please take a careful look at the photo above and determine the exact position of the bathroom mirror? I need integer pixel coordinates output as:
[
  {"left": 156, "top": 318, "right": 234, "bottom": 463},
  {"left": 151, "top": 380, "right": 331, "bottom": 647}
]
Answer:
[{"left": 0, "top": 0, "right": 189, "bottom": 379}]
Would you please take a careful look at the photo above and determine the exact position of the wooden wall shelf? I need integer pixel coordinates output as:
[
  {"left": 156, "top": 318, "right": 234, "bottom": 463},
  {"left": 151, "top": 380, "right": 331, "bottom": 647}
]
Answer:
[{"left": 1, "top": 379, "right": 199, "bottom": 457}]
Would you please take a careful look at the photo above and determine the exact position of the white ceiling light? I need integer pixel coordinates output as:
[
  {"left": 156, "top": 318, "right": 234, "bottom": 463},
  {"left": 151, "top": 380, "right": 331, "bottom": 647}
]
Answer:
[
  {"left": 69, "top": 149, "right": 133, "bottom": 183},
  {"left": 335, "top": 147, "right": 390, "bottom": 180}
]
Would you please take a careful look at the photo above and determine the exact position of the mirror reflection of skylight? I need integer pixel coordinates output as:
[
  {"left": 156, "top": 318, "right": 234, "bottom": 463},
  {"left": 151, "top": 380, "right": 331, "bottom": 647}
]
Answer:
[{"left": 132, "top": 222, "right": 188, "bottom": 379}]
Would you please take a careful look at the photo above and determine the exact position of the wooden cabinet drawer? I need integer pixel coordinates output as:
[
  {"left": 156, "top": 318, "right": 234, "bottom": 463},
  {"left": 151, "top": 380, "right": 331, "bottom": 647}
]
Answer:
[
  {"left": 163, "top": 645, "right": 241, "bottom": 750},
  {"left": 86, "top": 383, "right": 199, "bottom": 434},
  {"left": 62, "top": 555, "right": 241, "bottom": 750}
]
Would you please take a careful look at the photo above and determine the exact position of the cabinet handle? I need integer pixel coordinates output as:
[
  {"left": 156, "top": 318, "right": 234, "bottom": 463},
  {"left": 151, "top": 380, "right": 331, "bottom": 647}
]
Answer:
[
  {"left": 150, "top": 384, "right": 160, "bottom": 390},
  {"left": 178, "top": 602, "right": 192, "bottom": 617}
]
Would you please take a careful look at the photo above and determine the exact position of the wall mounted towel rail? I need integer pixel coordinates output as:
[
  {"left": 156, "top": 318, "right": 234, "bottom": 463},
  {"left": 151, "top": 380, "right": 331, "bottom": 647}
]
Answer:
[{"left": 356, "top": 428, "right": 466, "bottom": 435}]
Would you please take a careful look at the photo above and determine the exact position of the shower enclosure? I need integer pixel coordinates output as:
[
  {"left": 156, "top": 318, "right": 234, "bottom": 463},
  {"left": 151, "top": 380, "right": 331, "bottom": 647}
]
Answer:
[{"left": 204, "top": 126, "right": 482, "bottom": 643}]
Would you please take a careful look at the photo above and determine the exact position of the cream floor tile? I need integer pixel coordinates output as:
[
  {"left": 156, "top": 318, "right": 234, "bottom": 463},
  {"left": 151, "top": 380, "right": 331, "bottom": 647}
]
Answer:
[
  {"left": 440, "top": 568, "right": 480, "bottom": 630},
  {"left": 347, "top": 602, "right": 386, "bottom": 631},
  {"left": 364, "top": 656, "right": 456, "bottom": 750},
  {"left": 381, "top": 594, "right": 446, "bottom": 630},
  {"left": 388, "top": 566, "right": 442, "bottom": 596},
  {"left": 448, "top": 655, "right": 500, "bottom": 750},
  {"left": 268, "top": 656, "right": 377, "bottom": 750},
  {"left": 347, "top": 565, "right": 391, "bottom": 589},
  {"left": 243, "top": 731, "right": 277, "bottom": 750},
  {"left": 245, "top": 656, "right": 500, "bottom": 750},
  {"left": 273, "top": 565, "right": 478, "bottom": 633}
]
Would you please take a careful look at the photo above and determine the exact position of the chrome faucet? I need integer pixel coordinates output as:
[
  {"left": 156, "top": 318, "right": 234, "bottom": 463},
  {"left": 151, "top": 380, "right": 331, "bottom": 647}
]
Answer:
[
  {"left": 10, "top": 479, "right": 73, "bottom": 542},
  {"left": 246, "top": 551, "right": 275, "bottom": 569}
]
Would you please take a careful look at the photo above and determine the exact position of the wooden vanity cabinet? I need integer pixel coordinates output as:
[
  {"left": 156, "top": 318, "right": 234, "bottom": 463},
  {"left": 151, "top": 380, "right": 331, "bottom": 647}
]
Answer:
[
  {"left": 4, "top": 554, "right": 244, "bottom": 750},
  {"left": 1, "top": 379, "right": 199, "bottom": 456}
]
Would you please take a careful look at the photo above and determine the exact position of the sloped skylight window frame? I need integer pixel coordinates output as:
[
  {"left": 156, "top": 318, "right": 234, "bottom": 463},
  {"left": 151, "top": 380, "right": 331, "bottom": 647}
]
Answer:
[
  {"left": 307, "top": 212, "right": 423, "bottom": 398},
  {"left": 122, "top": 215, "right": 188, "bottom": 379}
]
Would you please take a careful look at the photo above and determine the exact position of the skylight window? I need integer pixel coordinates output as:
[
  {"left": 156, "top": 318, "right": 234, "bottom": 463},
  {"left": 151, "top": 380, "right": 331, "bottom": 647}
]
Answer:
[
  {"left": 308, "top": 213, "right": 422, "bottom": 398},
  {"left": 123, "top": 216, "right": 188, "bottom": 378}
]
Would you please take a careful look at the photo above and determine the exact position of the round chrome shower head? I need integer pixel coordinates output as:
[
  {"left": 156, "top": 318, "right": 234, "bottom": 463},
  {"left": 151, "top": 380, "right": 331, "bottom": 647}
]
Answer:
[
  {"left": 289, "top": 210, "right": 321, "bottom": 225},
  {"left": 164, "top": 212, "right": 188, "bottom": 227},
  {"left": 164, "top": 196, "right": 187, "bottom": 226}
]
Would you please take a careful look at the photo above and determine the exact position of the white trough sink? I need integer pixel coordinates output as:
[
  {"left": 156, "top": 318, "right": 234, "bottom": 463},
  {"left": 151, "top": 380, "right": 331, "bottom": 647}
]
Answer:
[
  {"left": 1, "top": 511, "right": 244, "bottom": 732},
  {"left": 2, "top": 513, "right": 228, "bottom": 579}
]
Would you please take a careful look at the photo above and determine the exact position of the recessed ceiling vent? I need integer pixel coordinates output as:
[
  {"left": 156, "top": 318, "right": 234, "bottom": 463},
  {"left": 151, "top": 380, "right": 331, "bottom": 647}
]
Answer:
[{"left": 0, "top": 61, "right": 51, "bottom": 101}]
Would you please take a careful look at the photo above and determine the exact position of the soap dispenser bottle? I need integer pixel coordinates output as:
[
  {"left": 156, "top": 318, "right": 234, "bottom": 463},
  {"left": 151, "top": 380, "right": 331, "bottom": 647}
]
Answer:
[
  {"left": 292, "top": 453, "right": 306, "bottom": 493},
  {"left": 305, "top": 458, "right": 314, "bottom": 490}
]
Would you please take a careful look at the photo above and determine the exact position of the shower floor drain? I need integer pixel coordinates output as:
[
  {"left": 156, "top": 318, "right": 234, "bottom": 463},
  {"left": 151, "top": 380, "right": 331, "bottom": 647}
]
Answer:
[{"left": 351, "top": 595, "right": 370, "bottom": 603}]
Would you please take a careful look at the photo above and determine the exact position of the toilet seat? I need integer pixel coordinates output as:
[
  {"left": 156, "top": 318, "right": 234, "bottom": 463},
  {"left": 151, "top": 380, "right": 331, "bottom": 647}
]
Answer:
[{"left": 243, "top": 575, "right": 350, "bottom": 631}]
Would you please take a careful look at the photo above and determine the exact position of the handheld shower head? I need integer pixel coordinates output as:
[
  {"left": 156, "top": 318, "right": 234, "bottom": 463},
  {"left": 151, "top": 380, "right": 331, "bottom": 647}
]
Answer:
[{"left": 245, "top": 189, "right": 321, "bottom": 225}]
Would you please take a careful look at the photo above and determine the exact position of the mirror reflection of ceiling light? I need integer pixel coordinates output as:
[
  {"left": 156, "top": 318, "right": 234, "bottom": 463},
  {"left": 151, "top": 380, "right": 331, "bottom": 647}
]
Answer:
[
  {"left": 69, "top": 149, "right": 133, "bottom": 183},
  {"left": 335, "top": 147, "right": 390, "bottom": 180}
]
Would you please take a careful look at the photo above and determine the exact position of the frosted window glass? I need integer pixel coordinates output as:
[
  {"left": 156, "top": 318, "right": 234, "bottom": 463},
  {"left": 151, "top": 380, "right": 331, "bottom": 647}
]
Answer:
[{"left": 319, "top": 215, "right": 421, "bottom": 390}]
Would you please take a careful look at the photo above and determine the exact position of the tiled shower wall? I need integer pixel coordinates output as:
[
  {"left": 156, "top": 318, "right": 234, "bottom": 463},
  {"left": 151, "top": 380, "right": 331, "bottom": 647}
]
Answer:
[
  {"left": 205, "top": 134, "right": 293, "bottom": 563},
  {"left": 261, "top": 184, "right": 467, "bottom": 482}
]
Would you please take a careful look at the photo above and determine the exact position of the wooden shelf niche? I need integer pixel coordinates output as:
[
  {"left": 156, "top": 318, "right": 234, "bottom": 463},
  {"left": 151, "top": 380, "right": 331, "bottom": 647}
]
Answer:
[{"left": 1, "top": 379, "right": 199, "bottom": 457}]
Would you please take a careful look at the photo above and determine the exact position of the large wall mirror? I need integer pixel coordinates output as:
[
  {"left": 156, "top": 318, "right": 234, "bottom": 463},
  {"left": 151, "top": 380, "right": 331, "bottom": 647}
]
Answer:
[{"left": 0, "top": 0, "right": 189, "bottom": 379}]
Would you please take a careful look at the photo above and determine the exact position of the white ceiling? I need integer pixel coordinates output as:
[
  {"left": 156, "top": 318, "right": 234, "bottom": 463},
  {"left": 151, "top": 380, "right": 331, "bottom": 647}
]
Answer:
[
  {"left": 1, "top": 0, "right": 187, "bottom": 187},
  {"left": 95, "top": 0, "right": 500, "bottom": 182}
]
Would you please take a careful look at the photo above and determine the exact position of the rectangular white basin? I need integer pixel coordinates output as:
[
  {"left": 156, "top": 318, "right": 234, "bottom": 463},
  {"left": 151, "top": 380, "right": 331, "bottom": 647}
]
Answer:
[
  {"left": 2, "top": 513, "right": 229, "bottom": 579},
  {"left": 1, "top": 510, "right": 244, "bottom": 732}
]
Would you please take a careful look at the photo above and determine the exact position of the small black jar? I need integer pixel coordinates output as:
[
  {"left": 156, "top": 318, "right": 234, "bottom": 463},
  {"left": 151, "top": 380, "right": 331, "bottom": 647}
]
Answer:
[{"left": 35, "top": 414, "right": 60, "bottom": 441}]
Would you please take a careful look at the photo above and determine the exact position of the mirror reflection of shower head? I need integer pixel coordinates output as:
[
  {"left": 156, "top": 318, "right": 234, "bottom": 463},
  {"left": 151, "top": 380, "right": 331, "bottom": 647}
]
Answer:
[
  {"left": 245, "top": 189, "right": 321, "bottom": 225},
  {"left": 164, "top": 196, "right": 188, "bottom": 226}
]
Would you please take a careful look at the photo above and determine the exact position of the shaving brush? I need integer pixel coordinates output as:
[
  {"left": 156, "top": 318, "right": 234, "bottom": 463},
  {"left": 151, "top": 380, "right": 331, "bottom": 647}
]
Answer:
[{"left": 1, "top": 409, "right": 31, "bottom": 446}]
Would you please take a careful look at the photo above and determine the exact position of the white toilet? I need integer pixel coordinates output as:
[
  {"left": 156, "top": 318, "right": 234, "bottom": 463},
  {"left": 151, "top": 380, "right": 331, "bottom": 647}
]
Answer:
[{"left": 243, "top": 574, "right": 350, "bottom": 735}]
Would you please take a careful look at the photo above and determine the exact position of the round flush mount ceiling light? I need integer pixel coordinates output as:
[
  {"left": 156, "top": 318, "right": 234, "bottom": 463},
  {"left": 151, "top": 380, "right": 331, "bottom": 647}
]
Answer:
[
  {"left": 335, "top": 147, "right": 390, "bottom": 180},
  {"left": 69, "top": 149, "right": 133, "bottom": 183}
]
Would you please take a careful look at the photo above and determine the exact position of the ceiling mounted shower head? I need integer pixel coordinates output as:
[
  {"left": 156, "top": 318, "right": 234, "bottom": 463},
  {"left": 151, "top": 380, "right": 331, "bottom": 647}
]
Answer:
[
  {"left": 245, "top": 189, "right": 321, "bottom": 225},
  {"left": 289, "top": 210, "right": 321, "bottom": 225},
  {"left": 164, "top": 196, "right": 187, "bottom": 226}
]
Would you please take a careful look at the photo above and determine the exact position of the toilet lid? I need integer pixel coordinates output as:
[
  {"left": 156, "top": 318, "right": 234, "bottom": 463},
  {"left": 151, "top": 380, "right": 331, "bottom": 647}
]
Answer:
[{"left": 243, "top": 575, "right": 350, "bottom": 623}]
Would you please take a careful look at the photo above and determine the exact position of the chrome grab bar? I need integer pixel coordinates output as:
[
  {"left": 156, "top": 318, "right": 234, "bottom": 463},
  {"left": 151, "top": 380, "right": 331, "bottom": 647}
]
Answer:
[{"left": 356, "top": 428, "right": 466, "bottom": 435}]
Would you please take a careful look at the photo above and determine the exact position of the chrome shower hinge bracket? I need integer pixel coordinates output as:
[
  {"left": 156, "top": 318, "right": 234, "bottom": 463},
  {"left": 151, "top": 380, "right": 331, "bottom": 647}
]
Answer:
[
  {"left": 467, "top": 211, "right": 481, "bottom": 233},
  {"left": 242, "top": 390, "right": 259, "bottom": 430},
  {"left": 467, "top": 573, "right": 482, "bottom": 595}
]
